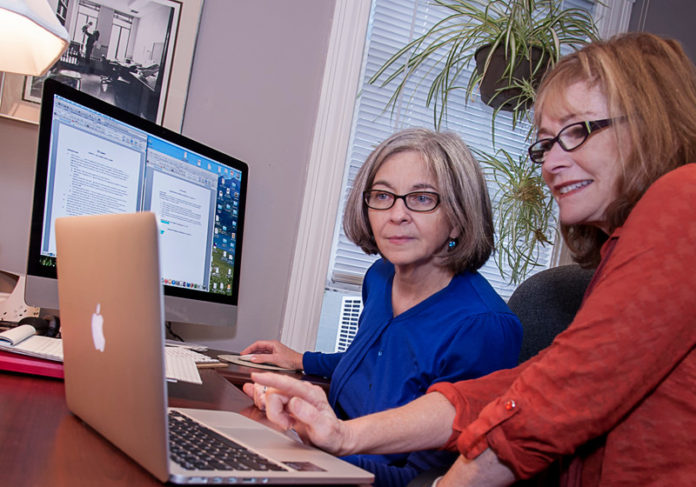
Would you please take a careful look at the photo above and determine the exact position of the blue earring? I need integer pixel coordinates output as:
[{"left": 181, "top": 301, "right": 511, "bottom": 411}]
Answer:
[{"left": 448, "top": 238, "right": 457, "bottom": 250}]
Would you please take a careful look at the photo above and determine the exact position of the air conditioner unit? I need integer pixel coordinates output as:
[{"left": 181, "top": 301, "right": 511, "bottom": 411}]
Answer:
[{"left": 334, "top": 296, "right": 363, "bottom": 352}]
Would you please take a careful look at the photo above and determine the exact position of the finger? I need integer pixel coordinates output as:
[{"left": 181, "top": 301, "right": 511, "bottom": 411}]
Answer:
[
  {"left": 240, "top": 342, "right": 264, "bottom": 355},
  {"left": 286, "top": 396, "right": 324, "bottom": 424},
  {"left": 248, "top": 353, "right": 273, "bottom": 363},
  {"left": 241, "top": 340, "right": 275, "bottom": 355},
  {"left": 251, "top": 373, "right": 326, "bottom": 406},
  {"left": 265, "top": 390, "right": 294, "bottom": 430},
  {"left": 255, "top": 384, "right": 268, "bottom": 411},
  {"left": 242, "top": 382, "right": 255, "bottom": 399},
  {"left": 243, "top": 382, "right": 268, "bottom": 410}
]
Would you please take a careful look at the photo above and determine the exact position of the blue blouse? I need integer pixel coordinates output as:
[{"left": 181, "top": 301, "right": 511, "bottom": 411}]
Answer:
[{"left": 304, "top": 259, "right": 522, "bottom": 487}]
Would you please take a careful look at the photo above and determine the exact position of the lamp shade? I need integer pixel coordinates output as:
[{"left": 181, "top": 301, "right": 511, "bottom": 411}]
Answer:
[{"left": 0, "top": 0, "right": 69, "bottom": 76}]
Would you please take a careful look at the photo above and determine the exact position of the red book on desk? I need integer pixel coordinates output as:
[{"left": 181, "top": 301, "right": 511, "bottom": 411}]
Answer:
[{"left": 0, "top": 350, "right": 64, "bottom": 379}]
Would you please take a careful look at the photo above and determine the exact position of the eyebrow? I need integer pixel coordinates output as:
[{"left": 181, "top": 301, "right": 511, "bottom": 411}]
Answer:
[
  {"left": 537, "top": 111, "right": 597, "bottom": 138},
  {"left": 370, "top": 180, "right": 438, "bottom": 191}
]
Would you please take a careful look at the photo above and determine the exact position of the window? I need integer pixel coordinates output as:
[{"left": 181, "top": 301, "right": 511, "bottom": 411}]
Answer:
[
  {"left": 107, "top": 12, "right": 134, "bottom": 61},
  {"left": 56, "top": 0, "right": 69, "bottom": 26},
  {"left": 73, "top": 2, "right": 99, "bottom": 46}
]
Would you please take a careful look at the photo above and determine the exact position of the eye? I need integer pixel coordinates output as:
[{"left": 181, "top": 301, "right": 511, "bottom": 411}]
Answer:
[
  {"left": 372, "top": 191, "right": 392, "bottom": 201},
  {"left": 562, "top": 123, "right": 588, "bottom": 141},
  {"left": 537, "top": 139, "right": 554, "bottom": 151},
  {"left": 414, "top": 193, "right": 435, "bottom": 204},
  {"left": 407, "top": 192, "right": 438, "bottom": 209}
]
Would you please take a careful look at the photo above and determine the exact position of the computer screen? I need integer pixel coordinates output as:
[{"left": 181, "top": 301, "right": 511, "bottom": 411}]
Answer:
[{"left": 25, "top": 78, "right": 248, "bottom": 327}]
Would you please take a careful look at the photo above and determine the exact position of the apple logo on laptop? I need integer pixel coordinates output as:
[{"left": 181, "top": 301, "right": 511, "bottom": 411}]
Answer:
[{"left": 91, "top": 303, "right": 105, "bottom": 352}]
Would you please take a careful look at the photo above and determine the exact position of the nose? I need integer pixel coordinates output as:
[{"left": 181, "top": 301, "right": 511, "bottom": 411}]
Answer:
[
  {"left": 541, "top": 142, "right": 571, "bottom": 174},
  {"left": 387, "top": 197, "right": 411, "bottom": 221}
]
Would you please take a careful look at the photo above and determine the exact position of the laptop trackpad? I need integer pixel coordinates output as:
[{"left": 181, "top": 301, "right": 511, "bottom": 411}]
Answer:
[{"left": 218, "top": 426, "right": 301, "bottom": 449}]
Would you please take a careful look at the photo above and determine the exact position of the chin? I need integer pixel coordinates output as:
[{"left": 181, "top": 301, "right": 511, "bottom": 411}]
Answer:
[{"left": 559, "top": 208, "right": 591, "bottom": 227}]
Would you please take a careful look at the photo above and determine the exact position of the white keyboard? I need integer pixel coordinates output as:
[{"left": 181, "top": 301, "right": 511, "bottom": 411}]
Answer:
[
  {"left": 165, "top": 345, "right": 219, "bottom": 364},
  {"left": 165, "top": 347, "right": 202, "bottom": 384}
]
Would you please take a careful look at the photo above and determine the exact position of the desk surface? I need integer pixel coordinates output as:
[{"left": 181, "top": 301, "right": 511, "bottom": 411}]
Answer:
[{"left": 0, "top": 369, "right": 339, "bottom": 486}]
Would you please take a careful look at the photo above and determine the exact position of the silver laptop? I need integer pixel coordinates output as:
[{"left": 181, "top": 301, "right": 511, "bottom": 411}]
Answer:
[{"left": 54, "top": 212, "right": 373, "bottom": 485}]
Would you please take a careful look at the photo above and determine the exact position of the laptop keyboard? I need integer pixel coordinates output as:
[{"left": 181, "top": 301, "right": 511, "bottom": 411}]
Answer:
[{"left": 168, "top": 410, "right": 288, "bottom": 472}]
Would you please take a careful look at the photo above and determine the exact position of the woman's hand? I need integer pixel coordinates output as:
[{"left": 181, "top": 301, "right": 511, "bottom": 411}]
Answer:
[
  {"left": 240, "top": 340, "right": 303, "bottom": 370},
  {"left": 249, "top": 372, "right": 353, "bottom": 455}
]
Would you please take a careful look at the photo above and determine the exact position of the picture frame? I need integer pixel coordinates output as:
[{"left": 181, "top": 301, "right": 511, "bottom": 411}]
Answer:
[{"left": 0, "top": 0, "right": 203, "bottom": 132}]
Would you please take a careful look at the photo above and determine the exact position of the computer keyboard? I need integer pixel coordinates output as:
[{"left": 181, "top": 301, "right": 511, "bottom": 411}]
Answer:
[
  {"left": 165, "top": 348, "right": 203, "bottom": 384},
  {"left": 165, "top": 345, "right": 219, "bottom": 364},
  {"left": 168, "top": 410, "right": 287, "bottom": 472}
]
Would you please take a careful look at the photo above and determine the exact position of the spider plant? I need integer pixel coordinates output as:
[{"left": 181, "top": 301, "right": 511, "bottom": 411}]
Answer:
[
  {"left": 369, "top": 0, "right": 599, "bottom": 130},
  {"left": 476, "top": 148, "right": 556, "bottom": 284}
]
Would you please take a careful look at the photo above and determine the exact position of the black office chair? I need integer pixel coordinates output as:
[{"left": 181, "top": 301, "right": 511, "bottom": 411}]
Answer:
[
  {"left": 406, "top": 264, "right": 594, "bottom": 487},
  {"left": 508, "top": 263, "right": 595, "bottom": 364}
]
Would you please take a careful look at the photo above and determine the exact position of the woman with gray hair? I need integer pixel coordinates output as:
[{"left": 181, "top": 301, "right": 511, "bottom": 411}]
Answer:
[{"left": 242, "top": 128, "right": 521, "bottom": 487}]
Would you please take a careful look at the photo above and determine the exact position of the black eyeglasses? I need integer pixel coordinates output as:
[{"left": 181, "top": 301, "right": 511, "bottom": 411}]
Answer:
[
  {"left": 363, "top": 190, "right": 441, "bottom": 212},
  {"left": 528, "top": 117, "right": 626, "bottom": 164}
]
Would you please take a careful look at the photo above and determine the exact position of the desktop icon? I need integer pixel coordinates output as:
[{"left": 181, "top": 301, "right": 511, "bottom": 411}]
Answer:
[{"left": 91, "top": 303, "right": 106, "bottom": 352}]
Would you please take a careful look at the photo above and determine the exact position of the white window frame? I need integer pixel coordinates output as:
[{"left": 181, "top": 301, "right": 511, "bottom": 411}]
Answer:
[{"left": 281, "top": 0, "right": 632, "bottom": 352}]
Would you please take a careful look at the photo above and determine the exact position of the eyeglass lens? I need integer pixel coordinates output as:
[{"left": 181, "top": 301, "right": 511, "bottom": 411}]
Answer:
[
  {"left": 364, "top": 190, "right": 440, "bottom": 212},
  {"left": 528, "top": 122, "right": 591, "bottom": 164}
]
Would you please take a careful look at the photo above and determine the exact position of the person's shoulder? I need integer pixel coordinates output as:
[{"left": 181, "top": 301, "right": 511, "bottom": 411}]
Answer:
[
  {"left": 623, "top": 164, "right": 696, "bottom": 239},
  {"left": 448, "top": 271, "right": 512, "bottom": 314},
  {"left": 361, "top": 259, "right": 392, "bottom": 298},
  {"left": 633, "top": 164, "right": 696, "bottom": 214},
  {"left": 365, "top": 258, "right": 393, "bottom": 279},
  {"left": 451, "top": 271, "right": 500, "bottom": 298},
  {"left": 647, "top": 163, "right": 696, "bottom": 197}
]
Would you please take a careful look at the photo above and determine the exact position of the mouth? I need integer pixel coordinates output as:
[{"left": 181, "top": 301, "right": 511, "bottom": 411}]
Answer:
[
  {"left": 557, "top": 180, "right": 592, "bottom": 196},
  {"left": 386, "top": 236, "right": 413, "bottom": 244}
]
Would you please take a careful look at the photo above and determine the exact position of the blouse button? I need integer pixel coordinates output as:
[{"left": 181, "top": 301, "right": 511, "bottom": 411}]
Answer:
[
  {"left": 377, "top": 351, "right": 383, "bottom": 356},
  {"left": 504, "top": 400, "right": 516, "bottom": 411}
]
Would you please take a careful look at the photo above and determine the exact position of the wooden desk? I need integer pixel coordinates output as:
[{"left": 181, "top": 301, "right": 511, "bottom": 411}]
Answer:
[{"left": 0, "top": 370, "right": 338, "bottom": 486}]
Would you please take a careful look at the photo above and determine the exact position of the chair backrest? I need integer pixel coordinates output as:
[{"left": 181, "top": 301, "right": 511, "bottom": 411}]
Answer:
[{"left": 508, "top": 264, "right": 594, "bottom": 364}]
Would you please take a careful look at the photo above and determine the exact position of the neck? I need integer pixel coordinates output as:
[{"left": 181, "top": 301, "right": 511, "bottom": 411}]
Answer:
[{"left": 391, "top": 265, "right": 454, "bottom": 317}]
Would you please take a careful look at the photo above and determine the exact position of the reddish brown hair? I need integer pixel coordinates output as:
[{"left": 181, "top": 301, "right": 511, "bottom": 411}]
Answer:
[{"left": 535, "top": 32, "right": 696, "bottom": 267}]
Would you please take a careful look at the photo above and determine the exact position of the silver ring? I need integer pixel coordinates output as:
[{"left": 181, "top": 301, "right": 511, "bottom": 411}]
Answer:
[{"left": 262, "top": 386, "right": 267, "bottom": 394}]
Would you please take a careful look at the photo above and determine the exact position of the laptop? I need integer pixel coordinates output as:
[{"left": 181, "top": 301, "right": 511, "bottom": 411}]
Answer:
[{"left": 54, "top": 212, "right": 373, "bottom": 485}]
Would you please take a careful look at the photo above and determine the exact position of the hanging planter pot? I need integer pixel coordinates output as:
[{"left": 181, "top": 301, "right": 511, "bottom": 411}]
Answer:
[{"left": 475, "top": 44, "right": 550, "bottom": 111}]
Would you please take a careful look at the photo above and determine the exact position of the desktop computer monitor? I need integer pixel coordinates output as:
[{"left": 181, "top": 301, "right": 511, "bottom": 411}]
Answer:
[{"left": 25, "top": 78, "right": 248, "bottom": 327}]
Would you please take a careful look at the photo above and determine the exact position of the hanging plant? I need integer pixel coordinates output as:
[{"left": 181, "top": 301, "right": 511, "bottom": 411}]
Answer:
[
  {"left": 476, "top": 148, "right": 556, "bottom": 284},
  {"left": 369, "top": 0, "right": 599, "bottom": 129}
]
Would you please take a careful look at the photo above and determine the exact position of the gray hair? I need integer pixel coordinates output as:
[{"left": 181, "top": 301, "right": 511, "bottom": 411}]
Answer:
[{"left": 343, "top": 128, "right": 493, "bottom": 273}]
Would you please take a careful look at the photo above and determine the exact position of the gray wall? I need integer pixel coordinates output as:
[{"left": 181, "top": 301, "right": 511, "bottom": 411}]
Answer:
[
  {"left": 0, "top": 118, "right": 38, "bottom": 277},
  {"left": 0, "top": 0, "right": 336, "bottom": 350},
  {"left": 629, "top": 0, "right": 696, "bottom": 62},
  {"left": 178, "top": 0, "right": 335, "bottom": 349}
]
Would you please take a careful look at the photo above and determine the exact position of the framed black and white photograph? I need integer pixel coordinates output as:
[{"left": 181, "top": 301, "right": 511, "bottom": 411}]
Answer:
[{"left": 0, "top": 0, "right": 202, "bottom": 131}]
